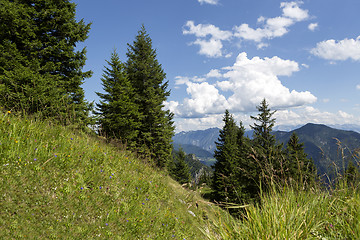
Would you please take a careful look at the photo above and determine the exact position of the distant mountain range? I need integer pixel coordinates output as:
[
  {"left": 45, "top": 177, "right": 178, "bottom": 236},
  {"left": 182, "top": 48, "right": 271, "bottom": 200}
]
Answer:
[{"left": 173, "top": 123, "right": 360, "bottom": 177}]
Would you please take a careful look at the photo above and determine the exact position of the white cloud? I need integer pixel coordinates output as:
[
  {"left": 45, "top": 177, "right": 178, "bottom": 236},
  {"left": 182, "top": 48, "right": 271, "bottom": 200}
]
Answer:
[
  {"left": 192, "top": 38, "right": 224, "bottom": 58},
  {"left": 198, "top": 0, "right": 219, "bottom": 5},
  {"left": 222, "top": 52, "right": 316, "bottom": 111},
  {"left": 183, "top": 21, "right": 232, "bottom": 40},
  {"left": 169, "top": 52, "right": 317, "bottom": 118},
  {"left": 301, "top": 63, "right": 309, "bottom": 69},
  {"left": 183, "top": 21, "right": 232, "bottom": 58},
  {"left": 275, "top": 107, "right": 359, "bottom": 127},
  {"left": 357, "top": 84, "right": 360, "bottom": 90},
  {"left": 233, "top": 1, "right": 309, "bottom": 48},
  {"left": 171, "top": 106, "right": 360, "bottom": 132},
  {"left": 175, "top": 76, "right": 191, "bottom": 85},
  {"left": 206, "top": 69, "right": 223, "bottom": 78},
  {"left": 311, "top": 36, "right": 360, "bottom": 61},
  {"left": 308, "top": 23, "right": 318, "bottom": 31},
  {"left": 280, "top": 1, "right": 309, "bottom": 21},
  {"left": 184, "top": 2, "right": 310, "bottom": 57}
]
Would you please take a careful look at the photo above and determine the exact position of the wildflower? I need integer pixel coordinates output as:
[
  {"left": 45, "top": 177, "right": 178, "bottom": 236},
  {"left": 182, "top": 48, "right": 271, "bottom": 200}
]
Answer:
[
  {"left": 71, "top": 138, "right": 73, "bottom": 140},
  {"left": 34, "top": 158, "right": 37, "bottom": 161},
  {"left": 7, "top": 110, "right": 11, "bottom": 114}
]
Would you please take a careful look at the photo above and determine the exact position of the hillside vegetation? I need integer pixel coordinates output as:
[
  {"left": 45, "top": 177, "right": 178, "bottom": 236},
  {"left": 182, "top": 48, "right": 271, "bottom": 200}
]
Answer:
[
  {"left": 1, "top": 112, "right": 360, "bottom": 239},
  {"left": 0, "top": 112, "right": 226, "bottom": 239}
]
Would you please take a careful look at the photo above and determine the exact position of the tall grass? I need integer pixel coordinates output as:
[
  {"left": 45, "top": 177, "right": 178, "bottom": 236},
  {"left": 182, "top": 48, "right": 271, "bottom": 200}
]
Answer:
[
  {"left": 1, "top": 111, "right": 359, "bottom": 239},
  {"left": 0, "top": 111, "right": 229, "bottom": 239},
  {"left": 202, "top": 148, "right": 360, "bottom": 240}
]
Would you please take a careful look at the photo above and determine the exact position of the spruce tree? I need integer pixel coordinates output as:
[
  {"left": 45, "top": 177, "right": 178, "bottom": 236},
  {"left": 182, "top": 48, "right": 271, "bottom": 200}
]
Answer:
[
  {"left": 285, "top": 132, "right": 316, "bottom": 187},
  {"left": 125, "top": 25, "right": 174, "bottom": 168},
  {"left": 234, "top": 121, "right": 258, "bottom": 203},
  {"left": 250, "top": 99, "right": 276, "bottom": 150},
  {"left": 95, "top": 50, "right": 141, "bottom": 148},
  {"left": 344, "top": 161, "right": 359, "bottom": 188},
  {"left": 169, "top": 148, "right": 191, "bottom": 185},
  {"left": 0, "top": 0, "right": 92, "bottom": 125},
  {"left": 250, "top": 99, "right": 283, "bottom": 187},
  {"left": 212, "top": 110, "right": 240, "bottom": 203}
]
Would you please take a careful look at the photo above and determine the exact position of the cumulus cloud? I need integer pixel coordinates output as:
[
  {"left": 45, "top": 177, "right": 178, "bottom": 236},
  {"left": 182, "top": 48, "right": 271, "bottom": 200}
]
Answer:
[
  {"left": 198, "top": 0, "right": 219, "bottom": 5},
  {"left": 183, "top": 21, "right": 232, "bottom": 58},
  {"left": 168, "top": 53, "right": 317, "bottom": 118},
  {"left": 221, "top": 52, "right": 316, "bottom": 111},
  {"left": 357, "top": 84, "right": 360, "bottom": 90},
  {"left": 308, "top": 23, "right": 318, "bottom": 31},
  {"left": 170, "top": 81, "right": 230, "bottom": 118},
  {"left": 281, "top": 1, "right": 309, "bottom": 21},
  {"left": 185, "top": 2, "right": 310, "bottom": 56},
  {"left": 171, "top": 106, "right": 360, "bottom": 132},
  {"left": 234, "top": 1, "right": 309, "bottom": 48},
  {"left": 206, "top": 69, "right": 223, "bottom": 78},
  {"left": 311, "top": 36, "right": 360, "bottom": 61},
  {"left": 275, "top": 107, "right": 359, "bottom": 127}
]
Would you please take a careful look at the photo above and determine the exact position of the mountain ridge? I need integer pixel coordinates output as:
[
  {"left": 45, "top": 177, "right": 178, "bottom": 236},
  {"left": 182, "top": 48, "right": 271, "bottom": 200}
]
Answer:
[{"left": 173, "top": 123, "right": 360, "bottom": 177}]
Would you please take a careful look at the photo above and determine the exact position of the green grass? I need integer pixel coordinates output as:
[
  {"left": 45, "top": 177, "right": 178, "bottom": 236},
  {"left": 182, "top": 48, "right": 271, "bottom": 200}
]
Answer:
[
  {"left": 1, "top": 111, "right": 360, "bottom": 239},
  {"left": 0, "top": 112, "right": 227, "bottom": 239},
  {"left": 202, "top": 184, "right": 360, "bottom": 239}
]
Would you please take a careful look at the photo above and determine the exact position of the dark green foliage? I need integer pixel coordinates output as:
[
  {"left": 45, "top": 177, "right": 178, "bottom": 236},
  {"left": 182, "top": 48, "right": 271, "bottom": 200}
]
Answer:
[
  {"left": 95, "top": 50, "right": 141, "bottom": 148},
  {"left": 250, "top": 99, "right": 286, "bottom": 188},
  {"left": 250, "top": 99, "right": 276, "bottom": 151},
  {"left": 285, "top": 132, "right": 316, "bottom": 187},
  {"left": 212, "top": 110, "right": 257, "bottom": 209},
  {"left": 169, "top": 148, "right": 191, "bottom": 184},
  {"left": 0, "top": 0, "right": 92, "bottom": 125},
  {"left": 345, "top": 161, "right": 360, "bottom": 188},
  {"left": 125, "top": 25, "right": 174, "bottom": 168},
  {"left": 211, "top": 101, "right": 318, "bottom": 215},
  {"left": 212, "top": 110, "right": 239, "bottom": 203}
]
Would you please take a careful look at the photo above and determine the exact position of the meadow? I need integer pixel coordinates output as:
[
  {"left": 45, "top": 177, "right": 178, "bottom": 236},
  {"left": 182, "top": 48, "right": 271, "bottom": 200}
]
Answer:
[{"left": 1, "top": 111, "right": 359, "bottom": 239}]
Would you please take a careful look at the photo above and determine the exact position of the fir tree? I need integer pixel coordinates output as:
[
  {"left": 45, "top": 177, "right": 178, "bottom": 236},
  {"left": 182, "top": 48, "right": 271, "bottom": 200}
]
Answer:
[
  {"left": 169, "top": 148, "right": 191, "bottom": 185},
  {"left": 126, "top": 25, "right": 174, "bottom": 168},
  {"left": 0, "top": 0, "right": 92, "bottom": 125},
  {"left": 250, "top": 99, "right": 276, "bottom": 151},
  {"left": 212, "top": 110, "right": 240, "bottom": 203},
  {"left": 250, "top": 99, "right": 284, "bottom": 187},
  {"left": 344, "top": 161, "right": 360, "bottom": 188},
  {"left": 95, "top": 50, "right": 141, "bottom": 148},
  {"left": 285, "top": 132, "right": 316, "bottom": 187},
  {"left": 234, "top": 121, "right": 258, "bottom": 203}
]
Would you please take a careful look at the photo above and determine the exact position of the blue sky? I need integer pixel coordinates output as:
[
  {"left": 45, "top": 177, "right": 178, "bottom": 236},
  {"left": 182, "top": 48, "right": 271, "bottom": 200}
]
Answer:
[{"left": 73, "top": 0, "right": 360, "bottom": 132}]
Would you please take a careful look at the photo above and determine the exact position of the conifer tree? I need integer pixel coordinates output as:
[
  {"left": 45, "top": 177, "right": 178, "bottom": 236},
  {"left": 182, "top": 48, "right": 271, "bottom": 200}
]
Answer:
[
  {"left": 0, "top": 0, "right": 92, "bottom": 125},
  {"left": 125, "top": 25, "right": 174, "bottom": 168},
  {"left": 285, "top": 132, "right": 316, "bottom": 187},
  {"left": 344, "top": 161, "right": 360, "bottom": 188},
  {"left": 250, "top": 99, "right": 276, "bottom": 151},
  {"left": 250, "top": 99, "right": 283, "bottom": 187},
  {"left": 169, "top": 148, "right": 191, "bottom": 185},
  {"left": 234, "top": 121, "right": 258, "bottom": 202},
  {"left": 212, "top": 110, "right": 240, "bottom": 203},
  {"left": 95, "top": 50, "right": 141, "bottom": 148}
]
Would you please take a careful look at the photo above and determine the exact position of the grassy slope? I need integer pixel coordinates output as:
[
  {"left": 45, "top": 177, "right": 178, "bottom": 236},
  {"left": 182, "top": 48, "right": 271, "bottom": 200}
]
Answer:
[
  {"left": 1, "top": 112, "right": 360, "bottom": 239},
  {"left": 0, "top": 113, "right": 225, "bottom": 239}
]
